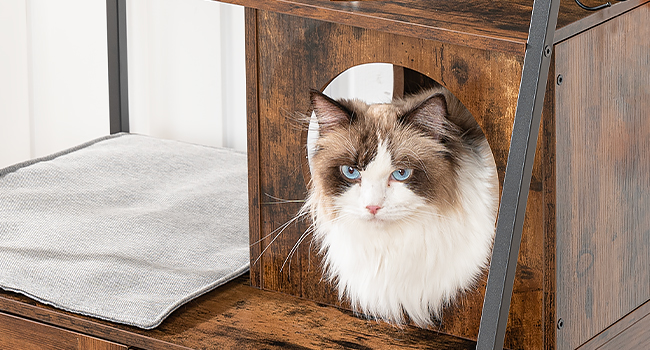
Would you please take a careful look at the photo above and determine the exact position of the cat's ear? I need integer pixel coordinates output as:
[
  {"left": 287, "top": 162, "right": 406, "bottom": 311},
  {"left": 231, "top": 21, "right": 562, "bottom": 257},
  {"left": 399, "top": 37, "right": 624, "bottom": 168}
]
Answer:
[
  {"left": 310, "top": 89, "right": 353, "bottom": 133},
  {"left": 400, "top": 93, "right": 450, "bottom": 138}
]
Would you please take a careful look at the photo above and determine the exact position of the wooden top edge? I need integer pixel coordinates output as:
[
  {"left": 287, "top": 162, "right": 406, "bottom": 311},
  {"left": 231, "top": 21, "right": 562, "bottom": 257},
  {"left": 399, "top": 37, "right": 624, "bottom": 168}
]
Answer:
[
  {"left": 218, "top": 0, "right": 650, "bottom": 54},
  {"left": 554, "top": 0, "right": 650, "bottom": 44},
  {"left": 218, "top": 0, "right": 529, "bottom": 55}
]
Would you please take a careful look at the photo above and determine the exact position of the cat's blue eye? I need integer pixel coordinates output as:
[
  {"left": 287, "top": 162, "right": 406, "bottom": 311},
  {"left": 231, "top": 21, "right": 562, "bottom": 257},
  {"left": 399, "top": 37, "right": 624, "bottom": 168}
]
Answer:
[
  {"left": 391, "top": 169, "right": 413, "bottom": 181},
  {"left": 340, "top": 165, "right": 361, "bottom": 180}
]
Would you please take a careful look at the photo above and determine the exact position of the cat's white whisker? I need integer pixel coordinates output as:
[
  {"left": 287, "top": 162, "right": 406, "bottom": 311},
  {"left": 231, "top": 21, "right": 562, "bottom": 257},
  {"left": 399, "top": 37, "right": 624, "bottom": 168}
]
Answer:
[
  {"left": 262, "top": 192, "right": 306, "bottom": 204},
  {"left": 249, "top": 209, "right": 307, "bottom": 247},
  {"left": 251, "top": 211, "right": 309, "bottom": 266},
  {"left": 280, "top": 226, "right": 314, "bottom": 273}
]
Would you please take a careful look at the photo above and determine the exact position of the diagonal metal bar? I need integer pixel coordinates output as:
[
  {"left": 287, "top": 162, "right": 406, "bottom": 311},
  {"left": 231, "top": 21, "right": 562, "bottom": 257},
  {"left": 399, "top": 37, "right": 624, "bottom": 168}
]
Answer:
[
  {"left": 475, "top": 0, "right": 560, "bottom": 349},
  {"left": 106, "top": 0, "right": 130, "bottom": 133}
]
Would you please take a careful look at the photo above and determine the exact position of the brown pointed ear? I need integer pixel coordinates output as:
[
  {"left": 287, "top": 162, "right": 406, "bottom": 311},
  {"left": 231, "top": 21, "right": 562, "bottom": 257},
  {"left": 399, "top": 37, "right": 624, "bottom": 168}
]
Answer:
[
  {"left": 399, "top": 93, "right": 452, "bottom": 138},
  {"left": 310, "top": 89, "right": 353, "bottom": 134}
]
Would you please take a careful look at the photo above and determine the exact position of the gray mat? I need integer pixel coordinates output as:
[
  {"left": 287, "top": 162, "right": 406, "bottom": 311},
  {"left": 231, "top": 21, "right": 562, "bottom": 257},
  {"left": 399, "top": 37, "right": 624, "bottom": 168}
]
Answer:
[{"left": 0, "top": 133, "right": 249, "bottom": 329}]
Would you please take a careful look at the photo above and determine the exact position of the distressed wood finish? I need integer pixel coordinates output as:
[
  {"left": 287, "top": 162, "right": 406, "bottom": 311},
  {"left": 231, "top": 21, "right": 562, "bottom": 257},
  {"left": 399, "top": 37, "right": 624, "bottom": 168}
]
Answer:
[
  {"left": 576, "top": 300, "right": 650, "bottom": 350},
  {"left": 0, "top": 312, "right": 127, "bottom": 350},
  {"left": 216, "top": 0, "right": 649, "bottom": 55},
  {"left": 245, "top": 6, "right": 263, "bottom": 289},
  {"left": 542, "top": 55, "right": 557, "bottom": 350},
  {"left": 555, "top": 4, "right": 650, "bottom": 349},
  {"left": 0, "top": 275, "right": 478, "bottom": 349},
  {"left": 553, "top": 0, "right": 650, "bottom": 43},
  {"left": 245, "top": 8, "right": 554, "bottom": 349}
]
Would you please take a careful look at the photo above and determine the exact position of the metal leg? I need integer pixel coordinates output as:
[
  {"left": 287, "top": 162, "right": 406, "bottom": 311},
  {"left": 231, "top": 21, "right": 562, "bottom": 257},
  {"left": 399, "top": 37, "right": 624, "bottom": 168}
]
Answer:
[
  {"left": 106, "top": 0, "right": 130, "bottom": 134},
  {"left": 475, "top": 0, "right": 560, "bottom": 349}
]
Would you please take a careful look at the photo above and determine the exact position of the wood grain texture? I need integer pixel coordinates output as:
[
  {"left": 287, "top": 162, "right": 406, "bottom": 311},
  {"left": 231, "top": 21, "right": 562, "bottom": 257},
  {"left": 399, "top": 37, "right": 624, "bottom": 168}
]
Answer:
[
  {"left": 218, "top": 0, "right": 533, "bottom": 54},
  {"left": 0, "top": 275, "right": 479, "bottom": 349},
  {"left": 0, "top": 312, "right": 127, "bottom": 350},
  {"left": 542, "top": 55, "right": 557, "bottom": 350},
  {"left": 0, "top": 296, "right": 186, "bottom": 349},
  {"left": 576, "top": 300, "right": 650, "bottom": 350},
  {"left": 214, "top": 0, "right": 650, "bottom": 55},
  {"left": 597, "top": 314, "right": 650, "bottom": 350},
  {"left": 555, "top": 4, "right": 650, "bottom": 349},
  {"left": 245, "top": 7, "right": 263, "bottom": 290},
  {"left": 245, "top": 8, "right": 550, "bottom": 349},
  {"left": 554, "top": 0, "right": 650, "bottom": 44}
]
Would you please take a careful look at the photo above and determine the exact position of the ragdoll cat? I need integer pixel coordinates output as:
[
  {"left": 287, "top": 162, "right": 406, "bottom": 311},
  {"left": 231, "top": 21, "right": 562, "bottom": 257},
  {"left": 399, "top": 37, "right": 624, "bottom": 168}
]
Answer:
[{"left": 303, "top": 87, "right": 499, "bottom": 327}]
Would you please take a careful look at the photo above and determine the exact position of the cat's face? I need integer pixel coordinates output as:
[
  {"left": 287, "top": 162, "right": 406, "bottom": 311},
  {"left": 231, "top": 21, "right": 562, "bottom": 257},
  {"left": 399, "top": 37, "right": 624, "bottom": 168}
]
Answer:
[{"left": 309, "top": 90, "right": 463, "bottom": 224}]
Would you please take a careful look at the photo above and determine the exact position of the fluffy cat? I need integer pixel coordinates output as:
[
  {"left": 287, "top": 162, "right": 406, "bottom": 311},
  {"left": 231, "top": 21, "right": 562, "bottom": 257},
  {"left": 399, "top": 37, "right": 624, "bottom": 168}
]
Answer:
[{"left": 303, "top": 87, "right": 499, "bottom": 327}]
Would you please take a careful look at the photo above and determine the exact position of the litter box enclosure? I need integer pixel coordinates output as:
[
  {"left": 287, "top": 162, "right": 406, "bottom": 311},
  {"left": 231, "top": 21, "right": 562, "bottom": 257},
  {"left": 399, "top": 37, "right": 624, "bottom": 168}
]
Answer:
[{"left": 232, "top": 1, "right": 650, "bottom": 349}]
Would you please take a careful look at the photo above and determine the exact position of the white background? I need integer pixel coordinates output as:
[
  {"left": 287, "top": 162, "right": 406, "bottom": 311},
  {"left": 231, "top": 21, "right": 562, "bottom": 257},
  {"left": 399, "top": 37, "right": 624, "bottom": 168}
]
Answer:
[{"left": 0, "top": 0, "right": 391, "bottom": 169}]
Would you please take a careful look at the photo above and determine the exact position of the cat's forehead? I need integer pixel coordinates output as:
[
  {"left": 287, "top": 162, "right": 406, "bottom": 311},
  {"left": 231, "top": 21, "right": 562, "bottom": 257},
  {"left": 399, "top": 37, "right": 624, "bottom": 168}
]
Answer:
[{"left": 365, "top": 104, "right": 400, "bottom": 126}]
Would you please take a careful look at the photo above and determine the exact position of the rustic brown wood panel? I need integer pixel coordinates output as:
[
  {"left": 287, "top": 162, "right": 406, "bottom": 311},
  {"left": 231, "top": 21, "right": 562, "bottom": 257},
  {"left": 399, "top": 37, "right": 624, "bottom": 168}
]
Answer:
[
  {"left": 0, "top": 312, "right": 127, "bottom": 350},
  {"left": 218, "top": 0, "right": 532, "bottom": 54},
  {"left": 0, "top": 297, "right": 186, "bottom": 349},
  {"left": 577, "top": 300, "right": 650, "bottom": 350},
  {"left": 245, "top": 7, "right": 264, "bottom": 290},
  {"left": 597, "top": 314, "right": 650, "bottom": 350},
  {"left": 77, "top": 337, "right": 127, "bottom": 350},
  {"left": 0, "top": 276, "right": 479, "bottom": 349},
  {"left": 555, "top": 4, "right": 650, "bottom": 350},
  {"left": 215, "top": 0, "right": 649, "bottom": 55},
  {"left": 247, "top": 8, "right": 551, "bottom": 349},
  {"left": 542, "top": 56, "right": 557, "bottom": 350},
  {"left": 554, "top": 0, "right": 650, "bottom": 44}
]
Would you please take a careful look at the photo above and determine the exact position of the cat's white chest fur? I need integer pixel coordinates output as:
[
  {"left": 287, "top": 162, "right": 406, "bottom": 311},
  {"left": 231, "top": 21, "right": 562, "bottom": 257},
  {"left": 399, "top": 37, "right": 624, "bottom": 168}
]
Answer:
[{"left": 310, "top": 139, "right": 497, "bottom": 326}]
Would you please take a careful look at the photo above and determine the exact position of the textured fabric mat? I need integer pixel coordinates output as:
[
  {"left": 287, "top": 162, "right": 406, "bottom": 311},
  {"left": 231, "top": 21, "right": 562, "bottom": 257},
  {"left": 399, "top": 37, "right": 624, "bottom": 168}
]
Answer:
[{"left": 0, "top": 133, "right": 249, "bottom": 329}]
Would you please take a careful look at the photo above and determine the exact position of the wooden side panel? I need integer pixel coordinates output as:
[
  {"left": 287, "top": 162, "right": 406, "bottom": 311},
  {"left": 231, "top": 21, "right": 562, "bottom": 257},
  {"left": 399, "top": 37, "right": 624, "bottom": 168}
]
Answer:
[
  {"left": 247, "top": 9, "right": 549, "bottom": 349},
  {"left": 555, "top": 4, "right": 650, "bottom": 350},
  {"left": 0, "top": 312, "right": 127, "bottom": 350},
  {"left": 598, "top": 314, "right": 650, "bottom": 350},
  {"left": 577, "top": 300, "right": 650, "bottom": 350}
]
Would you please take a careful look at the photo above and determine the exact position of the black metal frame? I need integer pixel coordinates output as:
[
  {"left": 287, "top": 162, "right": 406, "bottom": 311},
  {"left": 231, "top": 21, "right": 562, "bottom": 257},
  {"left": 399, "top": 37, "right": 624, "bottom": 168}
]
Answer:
[
  {"left": 106, "top": 0, "right": 129, "bottom": 134},
  {"left": 476, "top": 0, "right": 560, "bottom": 348},
  {"left": 105, "top": 1, "right": 560, "bottom": 349}
]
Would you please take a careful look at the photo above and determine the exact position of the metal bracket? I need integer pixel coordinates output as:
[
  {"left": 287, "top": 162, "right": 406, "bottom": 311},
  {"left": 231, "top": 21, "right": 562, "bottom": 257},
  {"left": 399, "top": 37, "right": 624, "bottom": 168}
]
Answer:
[
  {"left": 575, "top": 0, "right": 611, "bottom": 11},
  {"left": 106, "top": 0, "right": 130, "bottom": 133},
  {"left": 475, "top": 0, "right": 560, "bottom": 349}
]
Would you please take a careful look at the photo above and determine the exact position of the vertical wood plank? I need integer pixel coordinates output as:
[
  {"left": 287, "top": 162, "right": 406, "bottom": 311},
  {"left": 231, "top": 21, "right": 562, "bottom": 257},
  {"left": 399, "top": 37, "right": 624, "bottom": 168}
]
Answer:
[
  {"left": 542, "top": 56, "right": 557, "bottom": 350},
  {"left": 245, "top": 7, "right": 263, "bottom": 289},
  {"left": 555, "top": 4, "right": 650, "bottom": 349}
]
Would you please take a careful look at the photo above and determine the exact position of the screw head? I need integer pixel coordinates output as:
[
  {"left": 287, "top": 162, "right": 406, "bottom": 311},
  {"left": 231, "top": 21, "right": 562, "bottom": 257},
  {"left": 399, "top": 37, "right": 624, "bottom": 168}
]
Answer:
[
  {"left": 557, "top": 74, "right": 563, "bottom": 85},
  {"left": 557, "top": 318, "right": 564, "bottom": 330},
  {"left": 544, "top": 45, "right": 552, "bottom": 57}
]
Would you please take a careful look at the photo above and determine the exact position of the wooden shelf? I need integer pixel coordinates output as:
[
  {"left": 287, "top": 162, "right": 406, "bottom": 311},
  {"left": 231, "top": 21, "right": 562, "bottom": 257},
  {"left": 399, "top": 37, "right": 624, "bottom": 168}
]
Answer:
[
  {"left": 215, "top": 0, "right": 648, "bottom": 54},
  {"left": 0, "top": 274, "right": 480, "bottom": 349}
]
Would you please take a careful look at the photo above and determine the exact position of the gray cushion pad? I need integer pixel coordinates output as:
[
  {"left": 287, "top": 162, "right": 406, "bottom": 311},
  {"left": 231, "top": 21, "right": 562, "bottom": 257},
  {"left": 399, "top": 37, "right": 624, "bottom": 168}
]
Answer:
[{"left": 0, "top": 133, "right": 249, "bottom": 329}]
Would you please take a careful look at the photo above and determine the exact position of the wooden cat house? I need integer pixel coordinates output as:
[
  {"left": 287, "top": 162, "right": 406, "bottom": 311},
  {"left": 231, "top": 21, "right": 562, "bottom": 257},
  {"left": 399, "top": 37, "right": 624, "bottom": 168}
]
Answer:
[
  {"left": 0, "top": 0, "right": 648, "bottom": 349},
  {"left": 225, "top": 1, "right": 650, "bottom": 349}
]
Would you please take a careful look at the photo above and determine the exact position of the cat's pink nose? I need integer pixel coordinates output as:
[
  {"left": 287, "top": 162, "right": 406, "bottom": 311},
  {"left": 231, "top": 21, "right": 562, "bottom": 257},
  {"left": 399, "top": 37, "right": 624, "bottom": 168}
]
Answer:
[{"left": 366, "top": 205, "right": 382, "bottom": 215}]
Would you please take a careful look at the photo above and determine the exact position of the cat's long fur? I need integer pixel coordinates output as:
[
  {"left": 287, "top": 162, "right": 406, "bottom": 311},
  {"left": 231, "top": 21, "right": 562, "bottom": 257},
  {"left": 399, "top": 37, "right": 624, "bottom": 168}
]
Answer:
[{"left": 304, "top": 87, "right": 499, "bottom": 326}]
